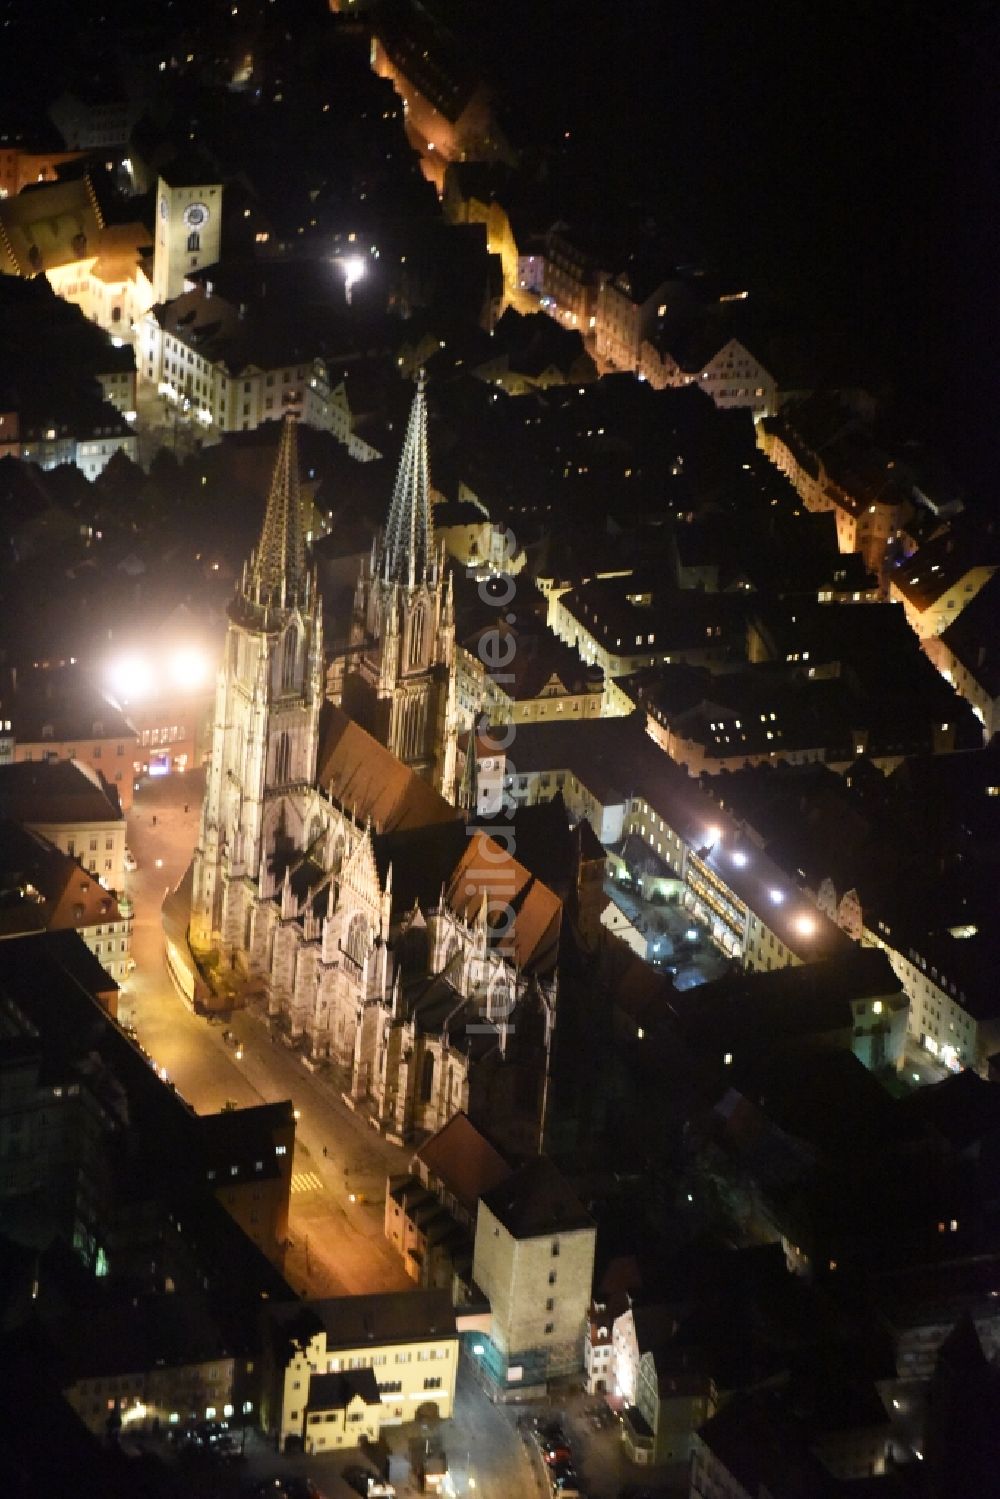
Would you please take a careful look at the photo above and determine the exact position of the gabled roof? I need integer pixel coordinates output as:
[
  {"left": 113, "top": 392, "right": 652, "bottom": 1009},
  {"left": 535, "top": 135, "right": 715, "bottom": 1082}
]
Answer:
[
  {"left": 0, "top": 174, "right": 103, "bottom": 275},
  {"left": 0, "top": 758, "right": 122, "bottom": 825},
  {"left": 412, "top": 1112, "right": 511, "bottom": 1215},
  {"left": 446, "top": 831, "right": 562, "bottom": 973},
  {"left": 0, "top": 821, "right": 121, "bottom": 937},
  {"left": 316, "top": 703, "right": 460, "bottom": 835}
]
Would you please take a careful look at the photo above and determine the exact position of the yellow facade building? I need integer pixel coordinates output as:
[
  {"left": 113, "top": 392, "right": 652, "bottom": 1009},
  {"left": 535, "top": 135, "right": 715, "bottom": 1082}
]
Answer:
[{"left": 267, "top": 1291, "right": 458, "bottom": 1453}]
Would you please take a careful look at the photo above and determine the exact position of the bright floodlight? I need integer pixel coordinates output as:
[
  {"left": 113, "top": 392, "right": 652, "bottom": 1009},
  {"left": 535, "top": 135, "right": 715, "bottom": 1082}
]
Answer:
[
  {"left": 169, "top": 647, "right": 209, "bottom": 691},
  {"left": 108, "top": 653, "right": 154, "bottom": 702},
  {"left": 731, "top": 850, "right": 748, "bottom": 867},
  {"left": 794, "top": 914, "right": 817, "bottom": 938},
  {"left": 769, "top": 887, "right": 785, "bottom": 904},
  {"left": 337, "top": 254, "right": 366, "bottom": 304},
  {"left": 706, "top": 825, "right": 722, "bottom": 844}
]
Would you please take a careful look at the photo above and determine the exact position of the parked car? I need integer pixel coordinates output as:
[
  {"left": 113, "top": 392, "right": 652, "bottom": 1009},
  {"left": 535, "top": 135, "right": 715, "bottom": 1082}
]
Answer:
[
  {"left": 284, "top": 1479, "right": 325, "bottom": 1499},
  {"left": 544, "top": 1447, "right": 573, "bottom": 1466}
]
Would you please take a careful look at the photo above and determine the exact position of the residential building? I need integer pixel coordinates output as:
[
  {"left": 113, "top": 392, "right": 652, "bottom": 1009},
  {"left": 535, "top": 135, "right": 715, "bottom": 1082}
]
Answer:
[
  {"left": 757, "top": 395, "right": 914, "bottom": 580},
  {"left": 60, "top": 1294, "right": 259, "bottom": 1437},
  {"left": 139, "top": 281, "right": 334, "bottom": 436},
  {"left": 549, "top": 576, "right": 747, "bottom": 684},
  {"left": 0, "top": 930, "right": 297, "bottom": 1283},
  {"left": 49, "top": 88, "right": 138, "bottom": 150},
  {"left": 371, "top": 5, "right": 510, "bottom": 184},
  {"left": 584, "top": 1306, "right": 614, "bottom": 1395},
  {"left": 0, "top": 820, "right": 132, "bottom": 985},
  {"left": 442, "top": 162, "right": 520, "bottom": 295},
  {"left": 385, "top": 1112, "right": 511, "bottom": 1291},
  {"left": 0, "top": 757, "right": 127, "bottom": 892},
  {"left": 542, "top": 226, "right": 604, "bottom": 333},
  {"left": 471, "top": 1156, "right": 596, "bottom": 1396},
  {"left": 890, "top": 554, "right": 997, "bottom": 640},
  {"left": 3, "top": 673, "right": 138, "bottom": 810},
  {"left": 594, "top": 261, "right": 674, "bottom": 373},
  {"left": 265, "top": 1290, "right": 458, "bottom": 1450},
  {"left": 0, "top": 144, "right": 85, "bottom": 197},
  {"left": 925, "top": 570, "right": 1000, "bottom": 740},
  {"left": 640, "top": 332, "right": 777, "bottom": 418}
]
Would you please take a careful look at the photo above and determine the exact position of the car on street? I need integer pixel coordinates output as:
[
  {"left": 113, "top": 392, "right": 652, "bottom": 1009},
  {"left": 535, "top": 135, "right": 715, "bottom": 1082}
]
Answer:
[
  {"left": 544, "top": 1446, "right": 573, "bottom": 1466},
  {"left": 344, "top": 1468, "right": 393, "bottom": 1497},
  {"left": 284, "top": 1479, "right": 325, "bottom": 1499}
]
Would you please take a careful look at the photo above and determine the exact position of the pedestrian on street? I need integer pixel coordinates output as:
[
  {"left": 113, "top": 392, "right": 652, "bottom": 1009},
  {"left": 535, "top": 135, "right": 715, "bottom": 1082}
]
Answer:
[
  {"left": 322, "top": 1145, "right": 328, "bottom": 1158},
  {"left": 152, "top": 815, "right": 157, "bottom": 826}
]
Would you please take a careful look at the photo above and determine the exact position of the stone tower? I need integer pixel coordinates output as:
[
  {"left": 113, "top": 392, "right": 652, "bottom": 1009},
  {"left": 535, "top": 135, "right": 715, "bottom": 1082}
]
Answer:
[
  {"left": 340, "top": 373, "right": 458, "bottom": 800},
  {"left": 152, "top": 158, "right": 223, "bottom": 305},
  {"left": 190, "top": 417, "right": 323, "bottom": 963}
]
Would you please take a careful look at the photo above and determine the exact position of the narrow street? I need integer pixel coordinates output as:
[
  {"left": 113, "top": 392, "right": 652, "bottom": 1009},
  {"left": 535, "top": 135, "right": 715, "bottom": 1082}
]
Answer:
[{"left": 122, "top": 769, "right": 412, "bottom": 1298}]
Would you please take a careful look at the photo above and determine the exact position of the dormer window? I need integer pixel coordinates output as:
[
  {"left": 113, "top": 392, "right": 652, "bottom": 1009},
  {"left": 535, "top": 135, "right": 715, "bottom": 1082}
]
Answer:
[{"left": 42, "top": 724, "right": 54, "bottom": 739}]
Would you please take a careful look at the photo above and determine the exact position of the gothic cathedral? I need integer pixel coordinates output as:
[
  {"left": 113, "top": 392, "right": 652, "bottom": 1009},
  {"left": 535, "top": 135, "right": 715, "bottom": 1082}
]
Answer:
[{"left": 188, "top": 385, "right": 557, "bottom": 1149}]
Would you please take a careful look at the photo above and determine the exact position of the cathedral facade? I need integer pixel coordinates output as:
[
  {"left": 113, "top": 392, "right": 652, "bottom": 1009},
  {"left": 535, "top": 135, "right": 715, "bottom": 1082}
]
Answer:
[{"left": 190, "top": 392, "right": 561, "bottom": 1149}]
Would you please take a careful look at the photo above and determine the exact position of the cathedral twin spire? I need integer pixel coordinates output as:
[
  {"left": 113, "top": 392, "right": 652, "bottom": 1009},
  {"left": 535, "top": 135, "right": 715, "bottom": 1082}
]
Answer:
[
  {"left": 244, "top": 415, "right": 308, "bottom": 612},
  {"left": 380, "top": 370, "right": 436, "bottom": 589}
]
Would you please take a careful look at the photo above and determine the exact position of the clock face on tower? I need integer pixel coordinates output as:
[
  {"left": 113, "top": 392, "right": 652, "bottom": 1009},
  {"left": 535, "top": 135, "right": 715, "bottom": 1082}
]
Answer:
[{"left": 183, "top": 202, "right": 209, "bottom": 230}]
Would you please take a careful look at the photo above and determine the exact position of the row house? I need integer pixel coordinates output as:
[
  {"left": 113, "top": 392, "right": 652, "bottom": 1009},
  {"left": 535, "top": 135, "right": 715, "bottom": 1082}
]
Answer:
[
  {"left": 639, "top": 333, "right": 778, "bottom": 418},
  {"left": 541, "top": 227, "right": 604, "bottom": 333},
  {"left": 757, "top": 397, "right": 914, "bottom": 580},
  {"left": 594, "top": 263, "right": 674, "bottom": 373},
  {"left": 924, "top": 572, "right": 1000, "bottom": 741}
]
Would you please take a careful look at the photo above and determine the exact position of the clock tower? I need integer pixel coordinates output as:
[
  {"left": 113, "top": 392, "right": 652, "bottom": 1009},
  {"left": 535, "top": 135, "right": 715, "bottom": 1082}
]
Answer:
[{"left": 152, "top": 159, "right": 223, "bottom": 304}]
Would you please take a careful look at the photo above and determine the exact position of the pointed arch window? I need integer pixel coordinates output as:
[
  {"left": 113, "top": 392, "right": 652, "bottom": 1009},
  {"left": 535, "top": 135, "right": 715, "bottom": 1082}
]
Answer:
[
  {"left": 281, "top": 627, "right": 298, "bottom": 691},
  {"left": 420, "top": 1051, "right": 435, "bottom": 1103},
  {"left": 187, "top": 230, "right": 201, "bottom": 253},
  {"left": 274, "top": 731, "right": 291, "bottom": 784},
  {"left": 345, "top": 912, "right": 369, "bottom": 968},
  {"left": 408, "top": 606, "right": 426, "bottom": 668}
]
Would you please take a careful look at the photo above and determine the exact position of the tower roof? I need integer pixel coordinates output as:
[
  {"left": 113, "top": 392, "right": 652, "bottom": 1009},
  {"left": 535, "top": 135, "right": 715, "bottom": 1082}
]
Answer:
[
  {"left": 381, "top": 371, "right": 435, "bottom": 587},
  {"left": 246, "top": 416, "right": 308, "bottom": 612}
]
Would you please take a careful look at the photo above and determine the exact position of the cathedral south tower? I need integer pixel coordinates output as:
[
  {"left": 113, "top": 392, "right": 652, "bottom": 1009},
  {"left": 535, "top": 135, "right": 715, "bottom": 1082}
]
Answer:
[
  {"left": 340, "top": 373, "right": 458, "bottom": 800},
  {"left": 190, "top": 417, "right": 323, "bottom": 963}
]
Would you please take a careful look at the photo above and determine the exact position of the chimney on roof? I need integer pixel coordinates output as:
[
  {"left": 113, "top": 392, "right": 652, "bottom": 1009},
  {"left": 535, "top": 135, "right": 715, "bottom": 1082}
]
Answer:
[{"left": 238, "top": 302, "right": 247, "bottom": 320}]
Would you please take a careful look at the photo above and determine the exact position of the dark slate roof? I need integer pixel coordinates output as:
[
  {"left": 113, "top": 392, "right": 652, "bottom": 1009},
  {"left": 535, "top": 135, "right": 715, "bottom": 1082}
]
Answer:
[
  {"left": 0, "top": 758, "right": 123, "bottom": 824},
  {"left": 308, "top": 1367, "right": 381, "bottom": 1410},
  {"left": 292, "top": 1289, "right": 457, "bottom": 1351},
  {"left": 480, "top": 1155, "right": 593, "bottom": 1239},
  {"left": 413, "top": 1112, "right": 511, "bottom": 1214}
]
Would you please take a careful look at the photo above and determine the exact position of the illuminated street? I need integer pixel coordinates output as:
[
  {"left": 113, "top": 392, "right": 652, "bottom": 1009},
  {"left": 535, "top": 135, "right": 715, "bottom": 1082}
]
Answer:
[{"left": 124, "top": 768, "right": 413, "bottom": 1299}]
